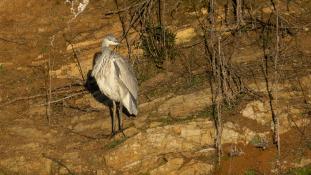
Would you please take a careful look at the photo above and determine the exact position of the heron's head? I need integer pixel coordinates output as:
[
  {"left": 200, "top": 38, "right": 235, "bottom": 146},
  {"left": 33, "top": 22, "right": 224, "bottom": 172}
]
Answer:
[{"left": 102, "top": 34, "right": 120, "bottom": 48}]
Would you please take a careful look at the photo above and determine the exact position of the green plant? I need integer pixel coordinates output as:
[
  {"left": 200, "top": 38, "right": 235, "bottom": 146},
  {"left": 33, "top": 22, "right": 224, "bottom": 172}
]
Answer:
[
  {"left": 244, "top": 169, "right": 258, "bottom": 175},
  {"left": 307, "top": 140, "right": 311, "bottom": 150},
  {"left": 159, "top": 116, "right": 174, "bottom": 125},
  {"left": 250, "top": 135, "right": 268, "bottom": 149},
  {"left": 285, "top": 166, "right": 311, "bottom": 175},
  {"left": 134, "top": 57, "right": 158, "bottom": 84},
  {"left": 0, "top": 64, "right": 3, "bottom": 73},
  {"left": 250, "top": 135, "right": 262, "bottom": 145},
  {"left": 158, "top": 114, "right": 198, "bottom": 126},
  {"left": 41, "top": 46, "right": 49, "bottom": 53},
  {"left": 105, "top": 137, "right": 128, "bottom": 149},
  {"left": 0, "top": 167, "right": 21, "bottom": 175},
  {"left": 196, "top": 107, "right": 213, "bottom": 118},
  {"left": 138, "top": 172, "right": 150, "bottom": 175},
  {"left": 185, "top": 74, "right": 205, "bottom": 88},
  {"left": 141, "top": 24, "right": 177, "bottom": 69}
]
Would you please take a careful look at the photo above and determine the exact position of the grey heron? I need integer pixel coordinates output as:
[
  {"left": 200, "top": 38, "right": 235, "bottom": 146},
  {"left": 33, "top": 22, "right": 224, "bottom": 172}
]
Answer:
[{"left": 91, "top": 34, "right": 138, "bottom": 135}]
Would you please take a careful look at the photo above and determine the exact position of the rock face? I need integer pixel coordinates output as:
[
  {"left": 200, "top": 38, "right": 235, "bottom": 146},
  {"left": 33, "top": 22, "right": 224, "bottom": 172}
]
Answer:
[
  {"left": 104, "top": 118, "right": 215, "bottom": 174},
  {"left": 149, "top": 157, "right": 184, "bottom": 175},
  {"left": 103, "top": 109, "right": 301, "bottom": 174},
  {"left": 241, "top": 100, "right": 310, "bottom": 134},
  {"left": 1, "top": 0, "right": 310, "bottom": 173},
  {"left": 158, "top": 89, "right": 212, "bottom": 117},
  {"left": 222, "top": 122, "right": 269, "bottom": 145},
  {"left": 174, "top": 160, "right": 214, "bottom": 175},
  {"left": 2, "top": 87, "right": 307, "bottom": 174},
  {"left": 175, "top": 27, "right": 197, "bottom": 44},
  {"left": 241, "top": 101, "right": 270, "bottom": 125},
  {"left": 149, "top": 159, "right": 214, "bottom": 175},
  {"left": 122, "top": 80, "right": 309, "bottom": 173}
]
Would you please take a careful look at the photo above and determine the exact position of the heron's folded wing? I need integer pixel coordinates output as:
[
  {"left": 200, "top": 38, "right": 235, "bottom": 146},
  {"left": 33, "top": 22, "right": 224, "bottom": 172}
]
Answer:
[
  {"left": 91, "top": 53, "right": 103, "bottom": 77},
  {"left": 113, "top": 57, "right": 138, "bottom": 99}
]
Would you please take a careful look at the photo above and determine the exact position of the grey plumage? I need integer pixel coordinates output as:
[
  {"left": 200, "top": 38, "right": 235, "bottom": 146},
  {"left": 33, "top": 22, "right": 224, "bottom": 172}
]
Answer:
[{"left": 91, "top": 34, "right": 138, "bottom": 134}]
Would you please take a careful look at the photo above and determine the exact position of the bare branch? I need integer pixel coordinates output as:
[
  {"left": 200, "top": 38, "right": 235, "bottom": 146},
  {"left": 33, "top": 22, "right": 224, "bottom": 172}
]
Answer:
[
  {"left": 37, "top": 90, "right": 87, "bottom": 106},
  {"left": 0, "top": 37, "right": 26, "bottom": 45},
  {"left": 104, "top": 1, "right": 147, "bottom": 16},
  {"left": 64, "top": 36, "right": 86, "bottom": 81},
  {"left": 0, "top": 85, "right": 84, "bottom": 107}
]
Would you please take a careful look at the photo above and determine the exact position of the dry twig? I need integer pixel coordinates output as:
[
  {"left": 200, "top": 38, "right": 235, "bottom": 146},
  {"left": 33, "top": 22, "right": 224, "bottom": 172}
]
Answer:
[
  {"left": 38, "top": 90, "right": 87, "bottom": 107},
  {"left": 64, "top": 36, "right": 86, "bottom": 81},
  {"left": 0, "top": 85, "right": 85, "bottom": 107}
]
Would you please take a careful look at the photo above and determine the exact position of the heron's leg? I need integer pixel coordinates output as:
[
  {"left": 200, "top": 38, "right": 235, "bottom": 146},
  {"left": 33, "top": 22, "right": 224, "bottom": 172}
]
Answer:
[
  {"left": 111, "top": 101, "right": 117, "bottom": 135},
  {"left": 117, "top": 102, "right": 123, "bottom": 131}
]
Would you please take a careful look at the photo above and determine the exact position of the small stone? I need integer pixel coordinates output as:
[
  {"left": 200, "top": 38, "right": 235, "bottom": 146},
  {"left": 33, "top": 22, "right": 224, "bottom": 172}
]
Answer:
[
  {"left": 262, "top": 7, "right": 272, "bottom": 14},
  {"left": 149, "top": 122, "right": 162, "bottom": 128},
  {"left": 124, "top": 127, "right": 139, "bottom": 137},
  {"left": 96, "top": 169, "right": 108, "bottom": 175},
  {"left": 201, "top": 8, "right": 208, "bottom": 15},
  {"left": 241, "top": 101, "right": 270, "bottom": 125},
  {"left": 175, "top": 28, "right": 197, "bottom": 44}
]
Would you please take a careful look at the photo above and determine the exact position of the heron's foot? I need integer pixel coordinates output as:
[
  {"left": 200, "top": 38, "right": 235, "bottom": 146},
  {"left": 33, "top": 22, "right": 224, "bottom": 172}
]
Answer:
[
  {"left": 130, "top": 115, "right": 137, "bottom": 119},
  {"left": 118, "top": 128, "right": 126, "bottom": 137},
  {"left": 110, "top": 129, "right": 126, "bottom": 138},
  {"left": 95, "top": 132, "right": 111, "bottom": 139},
  {"left": 110, "top": 131, "right": 117, "bottom": 138}
]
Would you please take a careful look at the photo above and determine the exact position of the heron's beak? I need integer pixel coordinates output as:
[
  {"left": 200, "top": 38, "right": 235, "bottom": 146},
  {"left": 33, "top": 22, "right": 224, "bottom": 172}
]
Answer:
[{"left": 112, "top": 43, "right": 120, "bottom": 51}]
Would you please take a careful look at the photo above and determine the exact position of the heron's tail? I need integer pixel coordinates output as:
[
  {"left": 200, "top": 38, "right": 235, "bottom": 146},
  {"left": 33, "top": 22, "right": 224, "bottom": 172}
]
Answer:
[{"left": 122, "top": 92, "right": 138, "bottom": 116}]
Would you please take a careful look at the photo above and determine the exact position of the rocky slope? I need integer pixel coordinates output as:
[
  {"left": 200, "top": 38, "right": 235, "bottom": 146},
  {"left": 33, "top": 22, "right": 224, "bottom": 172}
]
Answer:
[{"left": 0, "top": 0, "right": 310, "bottom": 174}]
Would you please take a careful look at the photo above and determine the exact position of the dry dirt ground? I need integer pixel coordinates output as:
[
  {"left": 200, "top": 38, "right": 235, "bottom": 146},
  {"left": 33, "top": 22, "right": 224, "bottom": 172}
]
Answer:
[{"left": 0, "top": 0, "right": 311, "bottom": 175}]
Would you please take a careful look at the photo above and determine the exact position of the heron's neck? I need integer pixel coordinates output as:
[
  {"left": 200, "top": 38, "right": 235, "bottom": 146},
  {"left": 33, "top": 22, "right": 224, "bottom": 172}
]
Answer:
[{"left": 101, "top": 45, "right": 111, "bottom": 53}]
